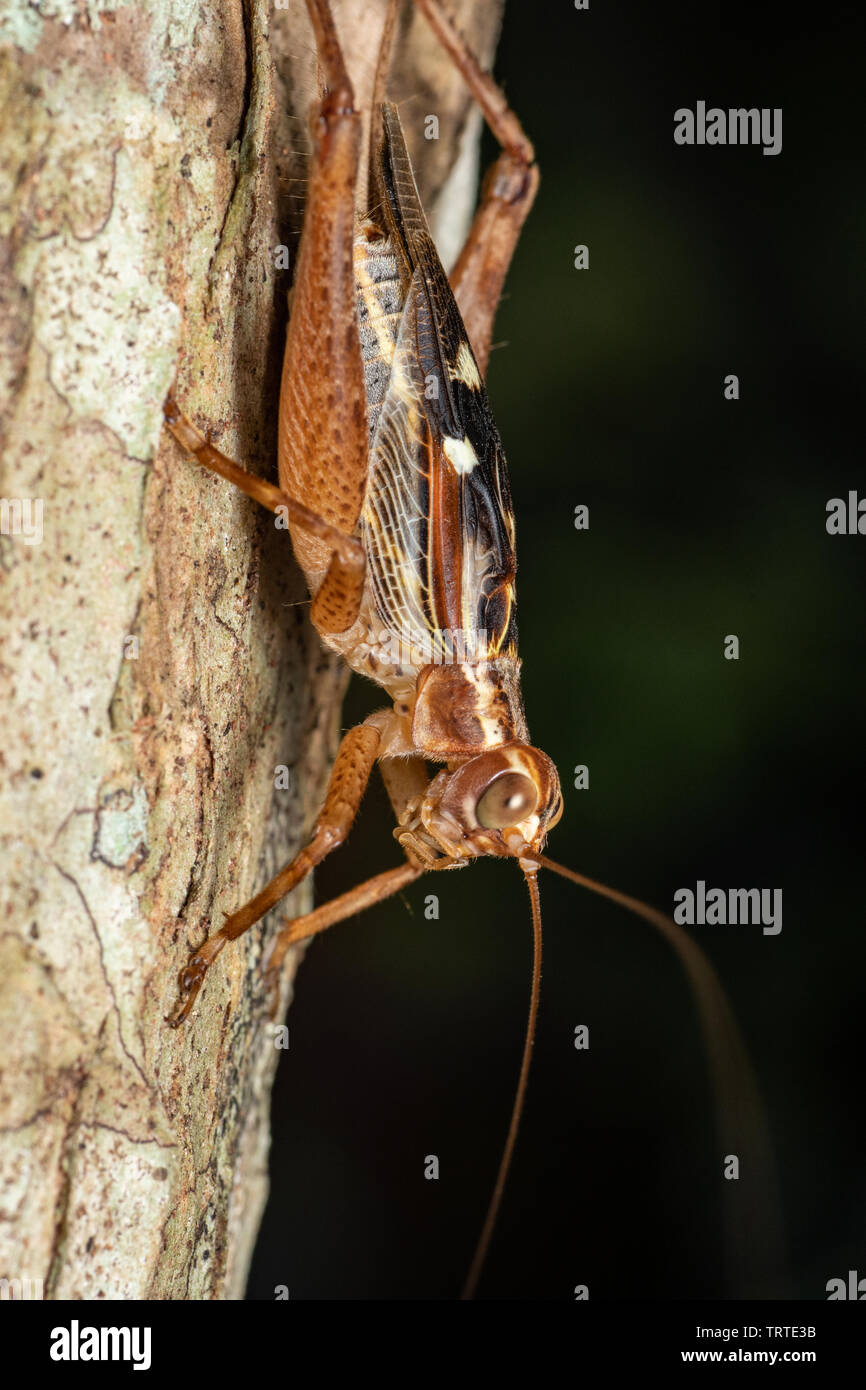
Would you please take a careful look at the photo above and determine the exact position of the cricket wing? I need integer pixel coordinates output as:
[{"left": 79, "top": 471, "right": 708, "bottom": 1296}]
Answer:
[
  {"left": 362, "top": 271, "right": 517, "bottom": 665},
  {"left": 364, "top": 104, "right": 518, "bottom": 665}
]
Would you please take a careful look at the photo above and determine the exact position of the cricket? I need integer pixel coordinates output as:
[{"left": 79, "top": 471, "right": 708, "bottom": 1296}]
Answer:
[{"left": 162, "top": 0, "right": 774, "bottom": 1299}]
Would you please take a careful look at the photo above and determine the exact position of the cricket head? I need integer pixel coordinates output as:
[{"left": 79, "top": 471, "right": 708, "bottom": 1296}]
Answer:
[
  {"left": 408, "top": 663, "right": 561, "bottom": 865},
  {"left": 424, "top": 742, "right": 563, "bottom": 866}
]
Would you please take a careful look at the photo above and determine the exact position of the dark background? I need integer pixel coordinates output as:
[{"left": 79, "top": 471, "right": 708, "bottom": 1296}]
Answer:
[{"left": 248, "top": 0, "right": 865, "bottom": 1299}]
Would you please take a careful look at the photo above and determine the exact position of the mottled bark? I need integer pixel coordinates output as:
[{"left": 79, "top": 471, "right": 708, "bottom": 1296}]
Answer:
[{"left": 0, "top": 0, "right": 501, "bottom": 1300}]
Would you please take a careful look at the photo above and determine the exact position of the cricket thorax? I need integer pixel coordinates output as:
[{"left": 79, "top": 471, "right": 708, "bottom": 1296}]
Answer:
[{"left": 412, "top": 658, "right": 529, "bottom": 756}]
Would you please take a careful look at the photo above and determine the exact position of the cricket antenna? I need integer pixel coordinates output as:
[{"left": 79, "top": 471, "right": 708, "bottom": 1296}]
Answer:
[
  {"left": 538, "top": 854, "right": 786, "bottom": 1295},
  {"left": 462, "top": 864, "right": 543, "bottom": 1301}
]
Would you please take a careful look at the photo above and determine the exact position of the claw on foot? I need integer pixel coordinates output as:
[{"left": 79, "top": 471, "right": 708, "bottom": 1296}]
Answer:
[{"left": 165, "top": 935, "right": 227, "bottom": 1027}]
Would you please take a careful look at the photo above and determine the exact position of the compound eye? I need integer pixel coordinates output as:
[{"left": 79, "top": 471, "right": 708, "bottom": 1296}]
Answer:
[{"left": 475, "top": 773, "right": 538, "bottom": 830}]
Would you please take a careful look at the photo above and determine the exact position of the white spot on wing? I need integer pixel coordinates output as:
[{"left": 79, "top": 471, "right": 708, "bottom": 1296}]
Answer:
[
  {"left": 443, "top": 434, "right": 478, "bottom": 475},
  {"left": 452, "top": 341, "right": 482, "bottom": 389}
]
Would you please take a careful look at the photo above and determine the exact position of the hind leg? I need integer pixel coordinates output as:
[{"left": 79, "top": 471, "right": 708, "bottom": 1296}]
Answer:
[
  {"left": 164, "top": 0, "right": 370, "bottom": 638},
  {"left": 413, "top": 0, "right": 539, "bottom": 378},
  {"left": 165, "top": 0, "right": 381, "bottom": 1028},
  {"left": 277, "top": 0, "right": 369, "bottom": 579}
]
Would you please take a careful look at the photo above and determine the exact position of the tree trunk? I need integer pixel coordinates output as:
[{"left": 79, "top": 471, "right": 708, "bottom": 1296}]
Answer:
[{"left": 0, "top": 0, "right": 502, "bottom": 1300}]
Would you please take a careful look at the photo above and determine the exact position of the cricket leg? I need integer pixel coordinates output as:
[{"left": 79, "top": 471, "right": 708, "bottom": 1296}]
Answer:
[
  {"left": 163, "top": 394, "right": 364, "bottom": 634},
  {"left": 412, "top": 0, "right": 539, "bottom": 378},
  {"left": 378, "top": 755, "right": 430, "bottom": 825},
  {"left": 167, "top": 721, "right": 381, "bottom": 1025},
  {"left": 264, "top": 862, "right": 423, "bottom": 1010},
  {"left": 264, "top": 747, "right": 434, "bottom": 1006},
  {"left": 278, "top": 0, "right": 369, "bottom": 584},
  {"left": 165, "top": 0, "right": 372, "bottom": 638},
  {"left": 163, "top": 393, "right": 291, "bottom": 514},
  {"left": 379, "top": 756, "right": 452, "bottom": 869}
]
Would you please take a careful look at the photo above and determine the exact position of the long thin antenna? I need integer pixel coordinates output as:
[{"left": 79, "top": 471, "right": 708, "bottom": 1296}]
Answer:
[
  {"left": 538, "top": 854, "right": 786, "bottom": 1295},
  {"left": 461, "top": 866, "right": 543, "bottom": 1301}
]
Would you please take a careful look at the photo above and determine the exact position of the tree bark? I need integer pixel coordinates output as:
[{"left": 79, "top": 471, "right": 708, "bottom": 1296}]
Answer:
[{"left": 0, "top": 0, "right": 502, "bottom": 1300}]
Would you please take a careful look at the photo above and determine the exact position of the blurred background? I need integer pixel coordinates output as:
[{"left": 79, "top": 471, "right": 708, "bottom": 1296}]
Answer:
[{"left": 248, "top": 0, "right": 865, "bottom": 1299}]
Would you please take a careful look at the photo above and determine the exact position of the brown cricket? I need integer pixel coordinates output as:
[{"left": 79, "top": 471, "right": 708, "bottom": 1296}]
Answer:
[{"left": 163, "top": 0, "right": 776, "bottom": 1299}]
